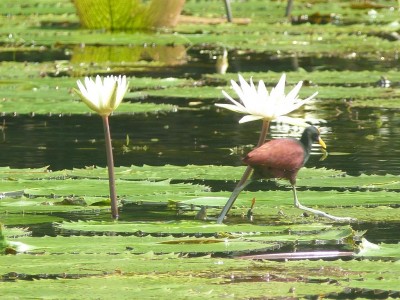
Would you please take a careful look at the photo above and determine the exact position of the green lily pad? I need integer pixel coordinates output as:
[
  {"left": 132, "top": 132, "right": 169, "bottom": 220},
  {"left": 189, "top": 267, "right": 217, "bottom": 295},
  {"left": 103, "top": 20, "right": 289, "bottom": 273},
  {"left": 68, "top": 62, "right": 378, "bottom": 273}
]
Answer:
[
  {"left": 55, "top": 220, "right": 345, "bottom": 236},
  {"left": 0, "top": 178, "right": 207, "bottom": 198},
  {"left": 11, "top": 235, "right": 278, "bottom": 255},
  {"left": 0, "top": 212, "right": 66, "bottom": 226},
  {"left": 54, "top": 165, "right": 344, "bottom": 181},
  {"left": 1, "top": 166, "right": 399, "bottom": 224},
  {"left": 290, "top": 174, "right": 400, "bottom": 191},
  {"left": 1, "top": 250, "right": 400, "bottom": 299}
]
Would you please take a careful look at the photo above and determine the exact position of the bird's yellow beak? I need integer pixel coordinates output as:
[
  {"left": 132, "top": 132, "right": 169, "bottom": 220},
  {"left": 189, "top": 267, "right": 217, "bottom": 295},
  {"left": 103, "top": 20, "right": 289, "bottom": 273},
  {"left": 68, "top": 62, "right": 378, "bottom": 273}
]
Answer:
[{"left": 318, "top": 137, "right": 327, "bottom": 150}]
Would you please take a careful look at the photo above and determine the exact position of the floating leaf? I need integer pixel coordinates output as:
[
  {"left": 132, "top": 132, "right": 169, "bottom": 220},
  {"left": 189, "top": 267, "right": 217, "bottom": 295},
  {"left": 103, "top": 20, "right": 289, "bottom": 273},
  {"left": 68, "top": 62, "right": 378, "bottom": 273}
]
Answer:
[
  {"left": 356, "top": 238, "right": 400, "bottom": 260},
  {"left": 56, "top": 220, "right": 342, "bottom": 237}
]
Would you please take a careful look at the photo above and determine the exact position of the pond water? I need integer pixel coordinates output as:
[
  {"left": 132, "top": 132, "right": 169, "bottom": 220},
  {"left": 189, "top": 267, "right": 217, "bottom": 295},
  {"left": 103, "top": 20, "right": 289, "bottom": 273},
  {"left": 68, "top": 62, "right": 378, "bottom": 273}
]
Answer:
[
  {"left": 0, "top": 46, "right": 396, "bottom": 76},
  {"left": 1, "top": 105, "right": 399, "bottom": 176}
]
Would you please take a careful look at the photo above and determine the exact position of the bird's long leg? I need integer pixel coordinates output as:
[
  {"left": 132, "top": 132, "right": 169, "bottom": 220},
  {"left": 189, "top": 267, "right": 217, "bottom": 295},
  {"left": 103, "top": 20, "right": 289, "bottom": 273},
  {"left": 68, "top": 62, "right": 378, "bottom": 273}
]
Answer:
[
  {"left": 292, "top": 185, "right": 356, "bottom": 222},
  {"left": 217, "top": 120, "right": 270, "bottom": 224},
  {"left": 217, "top": 178, "right": 253, "bottom": 224}
]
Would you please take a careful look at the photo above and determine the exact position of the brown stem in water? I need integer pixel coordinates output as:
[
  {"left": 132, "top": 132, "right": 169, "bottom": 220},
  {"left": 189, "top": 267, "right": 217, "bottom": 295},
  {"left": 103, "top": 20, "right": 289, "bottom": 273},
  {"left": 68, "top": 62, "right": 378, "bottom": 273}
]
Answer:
[
  {"left": 102, "top": 115, "right": 118, "bottom": 219},
  {"left": 223, "top": 0, "right": 233, "bottom": 22},
  {"left": 217, "top": 120, "right": 270, "bottom": 223},
  {"left": 256, "top": 120, "right": 270, "bottom": 147}
]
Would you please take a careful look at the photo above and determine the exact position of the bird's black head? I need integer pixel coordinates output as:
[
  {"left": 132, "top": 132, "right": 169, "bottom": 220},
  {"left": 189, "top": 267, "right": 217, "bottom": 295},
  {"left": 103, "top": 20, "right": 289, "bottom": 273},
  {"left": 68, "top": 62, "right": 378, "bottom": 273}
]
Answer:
[
  {"left": 300, "top": 126, "right": 326, "bottom": 149},
  {"left": 299, "top": 126, "right": 327, "bottom": 165}
]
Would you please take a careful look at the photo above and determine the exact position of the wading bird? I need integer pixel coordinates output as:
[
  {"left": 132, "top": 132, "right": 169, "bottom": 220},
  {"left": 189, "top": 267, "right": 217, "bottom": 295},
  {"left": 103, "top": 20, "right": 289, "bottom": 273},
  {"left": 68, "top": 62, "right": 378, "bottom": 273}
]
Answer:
[{"left": 217, "top": 126, "right": 355, "bottom": 223}]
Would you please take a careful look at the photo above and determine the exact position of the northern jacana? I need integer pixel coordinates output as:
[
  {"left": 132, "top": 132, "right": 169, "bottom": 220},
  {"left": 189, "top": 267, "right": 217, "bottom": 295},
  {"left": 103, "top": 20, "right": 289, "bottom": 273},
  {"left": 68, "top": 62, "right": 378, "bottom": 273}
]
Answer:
[{"left": 217, "top": 126, "right": 354, "bottom": 223}]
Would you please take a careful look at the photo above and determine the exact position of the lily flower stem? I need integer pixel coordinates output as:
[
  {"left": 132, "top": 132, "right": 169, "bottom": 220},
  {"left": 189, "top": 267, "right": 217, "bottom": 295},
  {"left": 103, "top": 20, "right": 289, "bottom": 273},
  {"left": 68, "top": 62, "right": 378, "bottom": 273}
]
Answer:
[
  {"left": 102, "top": 115, "right": 118, "bottom": 220},
  {"left": 256, "top": 120, "right": 270, "bottom": 148},
  {"left": 217, "top": 120, "right": 270, "bottom": 223}
]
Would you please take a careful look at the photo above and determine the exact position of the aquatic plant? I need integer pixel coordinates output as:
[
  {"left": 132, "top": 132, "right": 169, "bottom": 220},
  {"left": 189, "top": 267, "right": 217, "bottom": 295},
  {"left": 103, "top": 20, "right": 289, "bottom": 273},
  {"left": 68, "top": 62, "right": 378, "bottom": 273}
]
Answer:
[
  {"left": 74, "top": 75, "right": 129, "bottom": 219},
  {"left": 73, "top": 0, "right": 186, "bottom": 30},
  {"left": 216, "top": 74, "right": 317, "bottom": 124}
]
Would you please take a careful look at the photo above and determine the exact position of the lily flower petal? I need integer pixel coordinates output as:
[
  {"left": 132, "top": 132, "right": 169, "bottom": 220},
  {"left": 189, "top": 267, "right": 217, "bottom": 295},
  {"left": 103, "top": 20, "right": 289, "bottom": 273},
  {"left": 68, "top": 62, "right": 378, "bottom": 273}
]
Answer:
[
  {"left": 215, "top": 103, "right": 248, "bottom": 114},
  {"left": 239, "top": 115, "right": 265, "bottom": 123},
  {"left": 221, "top": 90, "right": 247, "bottom": 111},
  {"left": 216, "top": 74, "right": 318, "bottom": 126},
  {"left": 285, "top": 80, "right": 303, "bottom": 103},
  {"left": 74, "top": 75, "right": 129, "bottom": 116}
]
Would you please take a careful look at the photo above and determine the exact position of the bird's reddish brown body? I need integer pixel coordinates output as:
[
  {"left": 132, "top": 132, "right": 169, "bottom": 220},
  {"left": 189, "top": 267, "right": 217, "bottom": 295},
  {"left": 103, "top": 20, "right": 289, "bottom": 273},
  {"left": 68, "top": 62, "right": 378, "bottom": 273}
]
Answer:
[{"left": 243, "top": 138, "right": 305, "bottom": 185}]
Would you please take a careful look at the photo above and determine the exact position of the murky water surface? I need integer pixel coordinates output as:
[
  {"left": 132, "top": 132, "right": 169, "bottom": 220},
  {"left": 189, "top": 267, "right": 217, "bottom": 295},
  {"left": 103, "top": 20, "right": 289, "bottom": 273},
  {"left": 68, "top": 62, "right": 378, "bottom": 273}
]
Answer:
[
  {"left": 0, "top": 108, "right": 399, "bottom": 176},
  {"left": 0, "top": 46, "right": 396, "bottom": 77}
]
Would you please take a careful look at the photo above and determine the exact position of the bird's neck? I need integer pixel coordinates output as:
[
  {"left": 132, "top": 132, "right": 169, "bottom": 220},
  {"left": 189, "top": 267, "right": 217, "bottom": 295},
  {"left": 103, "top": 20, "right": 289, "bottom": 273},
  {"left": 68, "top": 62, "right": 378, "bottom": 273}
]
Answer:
[{"left": 299, "top": 133, "right": 313, "bottom": 163}]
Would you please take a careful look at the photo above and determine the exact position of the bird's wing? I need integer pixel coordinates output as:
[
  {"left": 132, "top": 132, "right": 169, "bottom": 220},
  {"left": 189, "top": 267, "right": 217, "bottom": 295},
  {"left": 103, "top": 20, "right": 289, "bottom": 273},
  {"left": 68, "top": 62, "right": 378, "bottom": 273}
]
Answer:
[{"left": 243, "top": 139, "right": 305, "bottom": 170}]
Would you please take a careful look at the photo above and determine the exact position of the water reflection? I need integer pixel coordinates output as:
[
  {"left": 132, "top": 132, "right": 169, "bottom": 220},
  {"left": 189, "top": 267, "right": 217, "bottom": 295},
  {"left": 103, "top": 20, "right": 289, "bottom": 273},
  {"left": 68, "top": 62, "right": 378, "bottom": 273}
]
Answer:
[
  {"left": 68, "top": 44, "right": 188, "bottom": 77},
  {"left": 0, "top": 106, "right": 399, "bottom": 176},
  {"left": 71, "top": 45, "right": 187, "bottom": 66},
  {"left": 215, "top": 49, "right": 229, "bottom": 74},
  {"left": 1, "top": 46, "right": 395, "bottom": 78}
]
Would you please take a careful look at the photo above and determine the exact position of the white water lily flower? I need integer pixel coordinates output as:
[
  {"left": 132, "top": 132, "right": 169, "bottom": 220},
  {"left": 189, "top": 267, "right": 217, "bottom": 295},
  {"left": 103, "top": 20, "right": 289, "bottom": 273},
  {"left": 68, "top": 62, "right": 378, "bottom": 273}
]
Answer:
[
  {"left": 74, "top": 75, "right": 129, "bottom": 116},
  {"left": 216, "top": 74, "right": 318, "bottom": 125}
]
